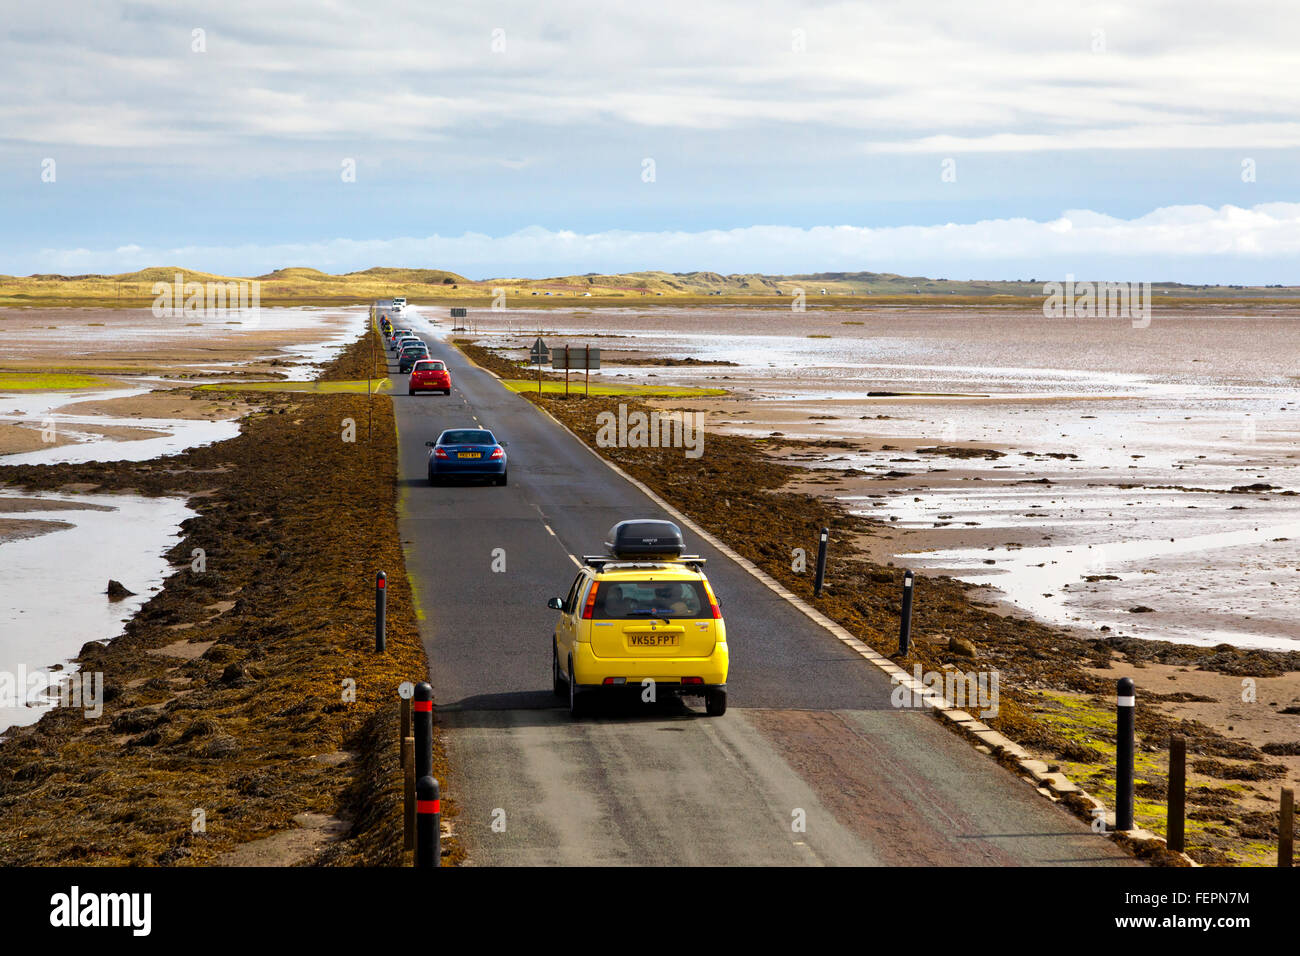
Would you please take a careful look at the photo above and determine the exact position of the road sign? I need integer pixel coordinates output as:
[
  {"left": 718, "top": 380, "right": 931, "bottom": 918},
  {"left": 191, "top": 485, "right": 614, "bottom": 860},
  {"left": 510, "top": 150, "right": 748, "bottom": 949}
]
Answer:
[
  {"left": 450, "top": 307, "right": 468, "bottom": 319},
  {"left": 551, "top": 346, "right": 600, "bottom": 370},
  {"left": 529, "top": 337, "right": 550, "bottom": 365}
]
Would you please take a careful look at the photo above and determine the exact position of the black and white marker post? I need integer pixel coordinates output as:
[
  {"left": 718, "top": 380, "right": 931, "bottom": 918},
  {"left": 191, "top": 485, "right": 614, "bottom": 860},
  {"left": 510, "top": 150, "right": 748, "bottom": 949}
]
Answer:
[
  {"left": 1116, "top": 677, "right": 1135, "bottom": 832},
  {"left": 899, "top": 570, "right": 915, "bottom": 655},
  {"left": 813, "top": 527, "right": 829, "bottom": 598}
]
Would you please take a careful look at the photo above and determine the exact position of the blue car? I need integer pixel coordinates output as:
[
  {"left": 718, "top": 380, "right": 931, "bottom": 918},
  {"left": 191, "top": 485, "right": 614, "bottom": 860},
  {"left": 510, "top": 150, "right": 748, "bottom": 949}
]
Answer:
[{"left": 426, "top": 428, "right": 508, "bottom": 486}]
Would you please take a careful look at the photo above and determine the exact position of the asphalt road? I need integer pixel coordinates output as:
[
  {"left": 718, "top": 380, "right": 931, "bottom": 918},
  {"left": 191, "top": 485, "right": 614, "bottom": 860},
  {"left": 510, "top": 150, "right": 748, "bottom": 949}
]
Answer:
[{"left": 384, "top": 304, "right": 1134, "bottom": 866}]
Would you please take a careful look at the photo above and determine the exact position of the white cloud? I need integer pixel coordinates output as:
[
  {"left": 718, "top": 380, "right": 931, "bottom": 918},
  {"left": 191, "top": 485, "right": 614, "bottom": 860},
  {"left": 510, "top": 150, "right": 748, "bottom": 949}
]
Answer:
[
  {"left": 863, "top": 123, "right": 1300, "bottom": 154},
  {"left": 4, "top": 1, "right": 1300, "bottom": 155},
  {"left": 18, "top": 203, "right": 1300, "bottom": 281}
]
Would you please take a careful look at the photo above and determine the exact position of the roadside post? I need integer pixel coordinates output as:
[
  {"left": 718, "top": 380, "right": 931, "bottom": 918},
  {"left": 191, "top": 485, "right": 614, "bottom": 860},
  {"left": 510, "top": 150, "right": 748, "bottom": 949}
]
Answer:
[
  {"left": 1116, "top": 677, "right": 1135, "bottom": 831},
  {"left": 529, "top": 337, "right": 548, "bottom": 395},
  {"left": 813, "top": 527, "right": 829, "bottom": 597},
  {"left": 403, "top": 736, "right": 416, "bottom": 851},
  {"left": 1281, "top": 788, "right": 1295, "bottom": 868},
  {"left": 550, "top": 345, "right": 599, "bottom": 399},
  {"left": 414, "top": 681, "right": 433, "bottom": 781},
  {"left": 1167, "top": 735, "right": 1186, "bottom": 852},
  {"left": 374, "top": 571, "right": 387, "bottom": 652},
  {"left": 398, "top": 686, "right": 415, "bottom": 851},
  {"left": 367, "top": 326, "right": 375, "bottom": 444},
  {"left": 416, "top": 775, "right": 441, "bottom": 868},
  {"left": 899, "top": 569, "right": 914, "bottom": 655}
]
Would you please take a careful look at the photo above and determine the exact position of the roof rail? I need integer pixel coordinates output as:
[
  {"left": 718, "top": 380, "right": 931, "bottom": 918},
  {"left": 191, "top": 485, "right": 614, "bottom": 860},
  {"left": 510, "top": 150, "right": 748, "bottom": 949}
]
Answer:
[{"left": 581, "top": 555, "right": 707, "bottom": 570}]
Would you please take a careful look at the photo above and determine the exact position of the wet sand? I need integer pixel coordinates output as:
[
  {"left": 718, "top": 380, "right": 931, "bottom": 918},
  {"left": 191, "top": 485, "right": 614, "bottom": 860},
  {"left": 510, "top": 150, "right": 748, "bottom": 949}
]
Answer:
[
  {"left": 0, "top": 516, "right": 73, "bottom": 544},
  {"left": 0, "top": 305, "right": 364, "bottom": 376},
  {"left": 454, "top": 304, "right": 1300, "bottom": 652},
  {"left": 0, "top": 305, "right": 365, "bottom": 463}
]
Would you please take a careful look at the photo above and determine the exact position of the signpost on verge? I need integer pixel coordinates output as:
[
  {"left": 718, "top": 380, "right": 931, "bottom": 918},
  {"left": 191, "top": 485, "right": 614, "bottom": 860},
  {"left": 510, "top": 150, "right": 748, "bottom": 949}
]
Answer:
[
  {"left": 529, "top": 337, "right": 549, "bottom": 394},
  {"left": 550, "top": 345, "right": 601, "bottom": 398}
]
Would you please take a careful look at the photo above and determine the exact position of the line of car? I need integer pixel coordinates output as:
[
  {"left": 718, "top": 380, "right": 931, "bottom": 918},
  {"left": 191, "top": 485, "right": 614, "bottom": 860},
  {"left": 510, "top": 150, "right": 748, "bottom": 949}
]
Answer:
[
  {"left": 379, "top": 307, "right": 508, "bottom": 485},
  {"left": 378, "top": 302, "right": 728, "bottom": 719},
  {"left": 380, "top": 314, "right": 453, "bottom": 391}
]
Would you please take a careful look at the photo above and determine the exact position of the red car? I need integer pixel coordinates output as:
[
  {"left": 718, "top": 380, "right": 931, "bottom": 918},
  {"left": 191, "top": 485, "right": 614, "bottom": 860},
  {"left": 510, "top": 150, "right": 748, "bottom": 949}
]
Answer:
[{"left": 408, "top": 359, "right": 451, "bottom": 395}]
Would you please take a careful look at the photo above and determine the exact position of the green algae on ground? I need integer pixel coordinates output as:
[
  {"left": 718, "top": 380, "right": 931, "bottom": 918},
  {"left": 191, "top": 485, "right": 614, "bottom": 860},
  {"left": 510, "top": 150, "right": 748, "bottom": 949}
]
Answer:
[
  {"left": 195, "top": 378, "right": 390, "bottom": 394},
  {"left": 0, "top": 371, "right": 118, "bottom": 390},
  {"left": 500, "top": 378, "right": 725, "bottom": 398}
]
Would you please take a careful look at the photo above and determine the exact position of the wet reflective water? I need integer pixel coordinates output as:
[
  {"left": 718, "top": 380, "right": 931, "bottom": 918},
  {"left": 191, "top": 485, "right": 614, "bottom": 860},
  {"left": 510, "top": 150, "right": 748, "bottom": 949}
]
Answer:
[
  {"left": 0, "top": 306, "right": 367, "bottom": 465},
  {"left": 464, "top": 306, "right": 1300, "bottom": 649},
  {"left": 0, "top": 385, "right": 241, "bottom": 465},
  {"left": 0, "top": 489, "right": 194, "bottom": 732},
  {"left": 0, "top": 306, "right": 364, "bottom": 731}
]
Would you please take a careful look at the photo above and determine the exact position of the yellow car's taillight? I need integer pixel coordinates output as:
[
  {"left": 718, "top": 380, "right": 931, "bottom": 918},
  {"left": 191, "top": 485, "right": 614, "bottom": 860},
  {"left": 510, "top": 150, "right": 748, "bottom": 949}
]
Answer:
[
  {"left": 703, "top": 580, "right": 721, "bottom": 619},
  {"left": 582, "top": 581, "right": 599, "bottom": 619}
]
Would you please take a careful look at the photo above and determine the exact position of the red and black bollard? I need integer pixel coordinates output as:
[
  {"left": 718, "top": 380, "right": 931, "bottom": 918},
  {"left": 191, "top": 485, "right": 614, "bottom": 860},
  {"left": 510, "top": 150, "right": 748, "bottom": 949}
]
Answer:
[
  {"left": 414, "top": 681, "right": 433, "bottom": 782},
  {"left": 375, "top": 571, "right": 387, "bottom": 652},
  {"left": 416, "top": 775, "right": 441, "bottom": 868}
]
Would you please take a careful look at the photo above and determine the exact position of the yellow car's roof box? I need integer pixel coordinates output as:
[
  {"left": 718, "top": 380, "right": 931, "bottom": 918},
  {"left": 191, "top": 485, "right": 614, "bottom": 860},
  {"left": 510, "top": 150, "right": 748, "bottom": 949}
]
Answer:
[{"left": 605, "top": 519, "right": 685, "bottom": 560}]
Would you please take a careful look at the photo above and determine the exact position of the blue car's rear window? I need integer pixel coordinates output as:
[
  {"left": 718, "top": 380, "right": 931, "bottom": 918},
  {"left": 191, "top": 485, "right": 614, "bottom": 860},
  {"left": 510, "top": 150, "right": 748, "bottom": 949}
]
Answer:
[{"left": 440, "top": 430, "right": 494, "bottom": 445}]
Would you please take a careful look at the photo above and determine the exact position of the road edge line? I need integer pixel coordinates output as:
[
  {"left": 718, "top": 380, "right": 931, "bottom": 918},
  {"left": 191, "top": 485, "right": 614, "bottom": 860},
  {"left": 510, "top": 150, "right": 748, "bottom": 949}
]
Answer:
[{"left": 512, "top": 389, "right": 1195, "bottom": 866}]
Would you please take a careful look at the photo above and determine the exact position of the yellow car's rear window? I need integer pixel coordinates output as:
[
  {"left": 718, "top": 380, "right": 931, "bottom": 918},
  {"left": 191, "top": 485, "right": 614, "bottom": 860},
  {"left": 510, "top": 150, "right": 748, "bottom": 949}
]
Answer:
[{"left": 593, "top": 580, "right": 707, "bottom": 619}]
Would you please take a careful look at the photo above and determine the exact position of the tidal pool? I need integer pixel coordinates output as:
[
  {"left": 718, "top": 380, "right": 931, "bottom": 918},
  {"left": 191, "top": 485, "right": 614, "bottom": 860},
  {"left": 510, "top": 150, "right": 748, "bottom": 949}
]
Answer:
[{"left": 0, "top": 489, "right": 195, "bottom": 732}]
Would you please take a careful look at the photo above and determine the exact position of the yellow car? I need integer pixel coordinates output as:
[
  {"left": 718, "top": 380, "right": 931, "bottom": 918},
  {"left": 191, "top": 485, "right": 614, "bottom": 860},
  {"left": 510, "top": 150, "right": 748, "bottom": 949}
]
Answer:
[{"left": 548, "top": 520, "right": 729, "bottom": 718}]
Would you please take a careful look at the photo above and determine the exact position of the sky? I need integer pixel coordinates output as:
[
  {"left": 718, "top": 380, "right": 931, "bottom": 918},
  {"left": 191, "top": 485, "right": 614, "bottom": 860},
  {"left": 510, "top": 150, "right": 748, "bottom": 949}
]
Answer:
[{"left": 2, "top": 0, "right": 1298, "bottom": 283}]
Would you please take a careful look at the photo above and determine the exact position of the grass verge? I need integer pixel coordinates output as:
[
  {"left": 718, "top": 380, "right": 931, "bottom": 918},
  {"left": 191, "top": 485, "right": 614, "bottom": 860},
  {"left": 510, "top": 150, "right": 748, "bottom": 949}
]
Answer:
[
  {"left": 499, "top": 378, "right": 724, "bottom": 398},
  {"left": 194, "top": 379, "right": 390, "bottom": 394}
]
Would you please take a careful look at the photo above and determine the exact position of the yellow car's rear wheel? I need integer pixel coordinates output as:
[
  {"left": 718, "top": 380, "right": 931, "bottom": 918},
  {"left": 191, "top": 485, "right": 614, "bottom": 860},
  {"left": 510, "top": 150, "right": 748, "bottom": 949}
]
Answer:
[
  {"left": 568, "top": 654, "right": 587, "bottom": 718},
  {"left": 706, "top": 689, "right": 727, "bottom": 717},
  {"left": 552, "top": 640, "right": 566, "bottom": 697}
]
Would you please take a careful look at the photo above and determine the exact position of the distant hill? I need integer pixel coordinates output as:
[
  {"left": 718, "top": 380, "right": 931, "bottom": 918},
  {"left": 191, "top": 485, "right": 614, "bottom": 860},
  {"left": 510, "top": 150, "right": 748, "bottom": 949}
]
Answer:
[
  {"left": 469, "top": 269, "right": 1300, "bottom": 299},
  {"left": 1, "top": 266, "right": 1296, "bottom": 306}
]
